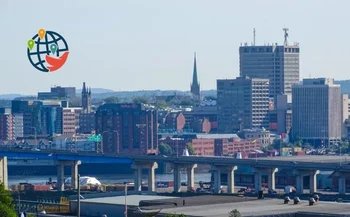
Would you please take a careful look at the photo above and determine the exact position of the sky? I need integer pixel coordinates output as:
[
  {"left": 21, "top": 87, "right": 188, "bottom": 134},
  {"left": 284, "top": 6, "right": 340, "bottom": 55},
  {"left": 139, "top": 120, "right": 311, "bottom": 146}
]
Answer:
[{"left": 1, "top": 0, "right": 350, "bottom": 95}]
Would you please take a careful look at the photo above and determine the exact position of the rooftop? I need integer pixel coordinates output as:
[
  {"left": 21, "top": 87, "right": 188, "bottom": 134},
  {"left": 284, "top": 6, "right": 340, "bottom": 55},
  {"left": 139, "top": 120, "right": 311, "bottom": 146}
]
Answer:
[
  {"left": 195, "top": 134, "right": 239, "bottom": 139},
  {"left": 79, "top": 195, "right": 179, "bottom": 206},
  {"left": 160, "top": 198, "right": 350, "bottom": 217}
]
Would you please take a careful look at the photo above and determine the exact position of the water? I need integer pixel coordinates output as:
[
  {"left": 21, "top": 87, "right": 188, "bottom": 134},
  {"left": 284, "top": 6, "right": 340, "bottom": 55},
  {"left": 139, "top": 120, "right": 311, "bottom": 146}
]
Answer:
[{"left": 8, "top": 173, "right": 211, "bottom": 186}]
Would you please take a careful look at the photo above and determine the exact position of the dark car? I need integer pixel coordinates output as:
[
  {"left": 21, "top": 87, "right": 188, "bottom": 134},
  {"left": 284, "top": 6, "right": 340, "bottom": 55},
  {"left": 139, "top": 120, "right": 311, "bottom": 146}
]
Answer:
[{"left": 238, "top": 188, "right": 246, "bottom": 193}]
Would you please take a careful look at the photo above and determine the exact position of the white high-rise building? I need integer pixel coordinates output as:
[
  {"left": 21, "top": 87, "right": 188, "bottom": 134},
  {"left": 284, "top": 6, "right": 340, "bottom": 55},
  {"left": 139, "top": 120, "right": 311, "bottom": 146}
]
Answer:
[{"left": 292, "top": 78, "right": 341, "bottom": 146}]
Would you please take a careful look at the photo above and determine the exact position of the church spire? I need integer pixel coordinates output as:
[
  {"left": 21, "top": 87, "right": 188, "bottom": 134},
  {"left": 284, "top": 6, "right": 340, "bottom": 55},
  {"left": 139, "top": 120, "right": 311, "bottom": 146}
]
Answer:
[
  {"left": 192, "top": 52, "right": 199, "bottom": 86},
  {"left": 190, "top": 52, "right": 200, "bottom": 98},
  {"left": 82, "top": 82, "right": 86, "bottom": 93}
]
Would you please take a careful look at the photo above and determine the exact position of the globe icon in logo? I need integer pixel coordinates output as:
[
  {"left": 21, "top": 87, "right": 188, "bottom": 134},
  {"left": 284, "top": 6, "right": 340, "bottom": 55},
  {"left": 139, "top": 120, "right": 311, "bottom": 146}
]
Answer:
[{"left": 27, "top": 29, "right": 69, "bottom": 72}]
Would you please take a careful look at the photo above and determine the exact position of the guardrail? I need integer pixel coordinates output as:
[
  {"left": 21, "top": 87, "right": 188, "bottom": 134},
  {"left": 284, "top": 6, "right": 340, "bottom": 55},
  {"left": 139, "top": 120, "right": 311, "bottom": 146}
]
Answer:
[{"left": 1, "top": 147, "right": 350, "bottom": 171}]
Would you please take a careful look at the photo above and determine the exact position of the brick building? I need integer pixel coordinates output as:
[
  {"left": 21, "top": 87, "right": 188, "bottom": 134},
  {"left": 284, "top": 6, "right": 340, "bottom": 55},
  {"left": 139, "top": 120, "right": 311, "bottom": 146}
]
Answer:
[
  {"left": 164, "top": 112, "right": 185, "bottom": 131},
  {"left": 96, "top": 103, "right": 157, "bottom": 154},
  {"left": 159, "top": 134, "right": 261, "bottom": 157}
]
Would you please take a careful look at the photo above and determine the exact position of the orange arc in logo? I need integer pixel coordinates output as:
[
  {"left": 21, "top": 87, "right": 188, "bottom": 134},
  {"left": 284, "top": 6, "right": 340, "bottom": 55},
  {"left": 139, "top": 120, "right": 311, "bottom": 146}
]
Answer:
[{"left": 45, "top": 52, "right": 69, "bottom": 72}]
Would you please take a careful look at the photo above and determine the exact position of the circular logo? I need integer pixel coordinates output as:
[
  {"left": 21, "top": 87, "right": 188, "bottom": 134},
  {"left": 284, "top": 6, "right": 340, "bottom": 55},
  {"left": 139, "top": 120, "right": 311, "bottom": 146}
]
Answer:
[{"left": 27, "top": 29, "right": 69, "bottom": 72}]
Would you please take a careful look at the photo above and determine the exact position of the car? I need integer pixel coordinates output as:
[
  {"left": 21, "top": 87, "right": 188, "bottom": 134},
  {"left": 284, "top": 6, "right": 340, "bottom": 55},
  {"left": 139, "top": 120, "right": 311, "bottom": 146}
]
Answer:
[
  {"left": 238, "top": 188, "right": 246, "bottom": 193},
  {"left": 31, "top": 148, "right": 40, "bottom": 151}
]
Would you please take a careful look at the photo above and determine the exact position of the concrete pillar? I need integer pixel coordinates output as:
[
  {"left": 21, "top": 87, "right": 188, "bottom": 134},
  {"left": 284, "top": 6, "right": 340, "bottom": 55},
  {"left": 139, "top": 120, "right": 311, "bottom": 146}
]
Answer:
[
  {"left": 57, "top": 163, "right": 65, "bottom": 191},
  {"left": 254, "top": 171, "right": 262, "bottom": 193},
  {"left": 296, "top": 174, "right": 303, "bottom": 194},
  {"left": 186, "top": 164, "right": 197, "bottom": 192},
  {"left": 0, "top": 157, "right": 8, "bottom": 190},
  {"left": 339, "top": 176, "right": 346, "bottom": 195},
  {"left": 309, "top": 170, "right": 319, "bottom": 194},
  {"left": 227, "top": 166, "right": 237, "bottom": 194},
  {"left": 71, "top": 161, "right": 81, "bottom": 190},
  {"left": 147, "top": 162, "right": 158, "bottom": 192},
  {"left": 133, "top": 166, "right": 142, "bottom": 192},
  {"left": 173, "top": 164, "right": 181, "bottom": 192},
  {"left": 214, "top": 168, "right": 221, "bottom": 193},
  {"left": 268, "top": 168, "right": 278, "bottom": 191}
]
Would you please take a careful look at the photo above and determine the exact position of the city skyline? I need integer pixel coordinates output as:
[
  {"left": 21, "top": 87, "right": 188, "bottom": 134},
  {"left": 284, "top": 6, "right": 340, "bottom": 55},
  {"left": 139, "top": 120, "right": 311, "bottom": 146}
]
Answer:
[{"left": 1, "top": 0, "right": 350, "bottom": 94}]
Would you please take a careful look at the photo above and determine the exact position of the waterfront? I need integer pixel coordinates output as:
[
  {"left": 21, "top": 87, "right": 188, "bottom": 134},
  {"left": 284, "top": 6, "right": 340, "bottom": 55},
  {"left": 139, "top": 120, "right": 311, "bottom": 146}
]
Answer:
[{"left": 8, "top": 173, "right": 212, "bottom": 186}]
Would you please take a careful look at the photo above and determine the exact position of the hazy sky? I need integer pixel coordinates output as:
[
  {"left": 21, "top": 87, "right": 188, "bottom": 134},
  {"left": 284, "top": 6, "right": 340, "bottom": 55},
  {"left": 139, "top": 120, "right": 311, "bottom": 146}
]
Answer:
[{"left": 1, "top": 0, "right": 350, "bottom": 94}]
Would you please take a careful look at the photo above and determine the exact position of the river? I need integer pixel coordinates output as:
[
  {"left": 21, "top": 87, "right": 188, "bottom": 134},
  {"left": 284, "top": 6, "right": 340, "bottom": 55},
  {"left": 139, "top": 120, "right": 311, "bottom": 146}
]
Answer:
[{"left": 8, "top": 173, "right": 212, "bottom": 186}]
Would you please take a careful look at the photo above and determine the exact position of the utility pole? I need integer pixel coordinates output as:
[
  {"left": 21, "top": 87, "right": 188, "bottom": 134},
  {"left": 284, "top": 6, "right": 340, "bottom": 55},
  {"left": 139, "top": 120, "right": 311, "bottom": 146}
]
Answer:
[
  {"left": 77, "top": 174, "right": 80, "bottom": 217},
  {"left": 124, "top": 182, "right": 128, "bottom": 217}
]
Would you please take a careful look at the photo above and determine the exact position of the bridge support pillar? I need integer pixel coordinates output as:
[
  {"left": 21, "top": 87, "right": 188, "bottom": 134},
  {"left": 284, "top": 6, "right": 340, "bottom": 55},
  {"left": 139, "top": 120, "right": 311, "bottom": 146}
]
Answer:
[
  {"left": 212, "top": 165, "right": 238, "bottom": 194},
  {"left": 332, "top": 171, "right": 348, "bottom": 195},
  {"left": 213, "top": 167, "right": 221, "bottom": 193},
  {"left": 132, "top": 161, "right": 158, "bottom": 193},
  {"left": 148, "top": 162, "right": 158, "bottom": 192},
  {"left": 173, "top": 164, "right": 181, "bottom": 193},
  {"left": 57, "top": 160, "right": 82, "bottom": 191},
  {"left": 254, "top": 171, "right": 262, "bottom": 193},
  {"left": 268, "top": 168, "right": 278, "bottom": 191},
  {"left": 339, "top": 176, "right": 346, "bottom": 195},
  {"left": 309, "top": 170, "right": 320, "bottom": 194},
  {"left": 227, "top": 166, "right": 237, "bottom": 194},
  {"left": 186, "top": 164, "right": 197, "bottom": 192},
  {"left": 293, "top": 169, "right": 319, "bottom": 194},
  {"left": 71, "top": 161, "right": 81, "bottom": 190},
  {"left": 296, "top": 174, "right": 303, "bottom": 194},
  {"left": 0, "top": 157, "right": 8, "bottom": 190},
  {"left": 57, "top": 163, "right": 65, "bottom": 191}
]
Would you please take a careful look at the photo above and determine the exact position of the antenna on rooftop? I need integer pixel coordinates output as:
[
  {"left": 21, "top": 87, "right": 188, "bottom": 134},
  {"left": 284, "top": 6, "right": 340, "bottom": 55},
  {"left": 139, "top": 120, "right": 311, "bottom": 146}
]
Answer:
[
  {"left": 283, "top": 28, "right": 289, "bottom": 46},
  {"left": 253, "top": 28, "right": 256, "bottom": 46}
]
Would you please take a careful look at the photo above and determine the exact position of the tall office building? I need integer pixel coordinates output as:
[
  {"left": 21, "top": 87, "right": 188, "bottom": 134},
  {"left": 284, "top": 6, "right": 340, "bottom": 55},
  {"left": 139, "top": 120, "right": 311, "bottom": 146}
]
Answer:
[
  {"left": 0, "top": 108, "right": 13, "bottom": 141},
  {"left": 239, "top": 30, "right": 299, "bottom": 101},
  {"left": 12, "top": 113, "right": 23, "bottom": 139},
  {"left": 95, "top": 103, "right": 157, "bottom": 154},
  {"left": 217, "top": 77, "right": 270, "bottom": 133},
  {"left": 38, "top": 86, "right": 76, "bottom": 100},
  {"left": 292, "top": 78, "right": 341, "bottom": 145},
  {"left": 190, "top": 53, "right": 200, "bottom": 99}
]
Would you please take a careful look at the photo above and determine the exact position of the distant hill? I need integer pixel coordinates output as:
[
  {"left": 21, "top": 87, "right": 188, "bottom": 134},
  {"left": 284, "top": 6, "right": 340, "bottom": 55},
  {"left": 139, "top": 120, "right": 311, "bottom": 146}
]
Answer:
[
  {"left": 0, "top": 94, "right": 23, "bottom": 100},
  {"left": 91, "top": 89, "right": 217, "bottom": 99},
  {"left": 76, "top": 88, "right": 114, "bottom": 94}
]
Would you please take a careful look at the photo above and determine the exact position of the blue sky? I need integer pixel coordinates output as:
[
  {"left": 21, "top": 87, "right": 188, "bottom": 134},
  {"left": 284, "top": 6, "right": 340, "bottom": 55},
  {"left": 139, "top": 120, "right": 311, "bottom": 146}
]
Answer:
[{"left": 1, "top": 0, "right": 350, "bottom": 94}]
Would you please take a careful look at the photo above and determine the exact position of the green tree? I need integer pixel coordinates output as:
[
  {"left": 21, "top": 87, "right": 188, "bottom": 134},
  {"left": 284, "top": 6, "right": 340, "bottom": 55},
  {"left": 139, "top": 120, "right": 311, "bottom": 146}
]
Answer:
[
  {"left": 158, "top": 143, "right": 173, "bottom": 155},
  {"left": 228, "top": 209, "right": 241, "bottom": 217},
  {"left": 154, "top": 100, "right": 168, "bottom": 109},
  {"left": 104, "top": 96, "right": 120, "bottom": 104},
  {"left": 272, "top": 139, "right": 288, "bottom": 150},
  {"left": 338, "top": 141, "right": 350, "bottom": 154},
  {"left": 69, "top": 97, "right": 82, "bottom": 107},
  {"left": 186, "top": 143, "right": 195, "bottom": 155},
  {"left": 0, "top": 183, "right": 16, "bottom": 217},
  {"left": 133, "top": 96, "right": 149, "bottom": 104}
]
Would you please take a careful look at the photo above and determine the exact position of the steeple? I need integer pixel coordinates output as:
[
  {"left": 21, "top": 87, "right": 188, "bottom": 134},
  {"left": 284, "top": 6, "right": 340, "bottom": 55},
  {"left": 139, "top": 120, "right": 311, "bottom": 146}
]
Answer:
[
  {"left": 190, "top": 52, "right": 200, "bottom": 98},
  {"left": 82, "top": 82, "right": 87, "bottom": 93},
  {"left": 82, "top": 82, "right": 91, "bottom": 113}
]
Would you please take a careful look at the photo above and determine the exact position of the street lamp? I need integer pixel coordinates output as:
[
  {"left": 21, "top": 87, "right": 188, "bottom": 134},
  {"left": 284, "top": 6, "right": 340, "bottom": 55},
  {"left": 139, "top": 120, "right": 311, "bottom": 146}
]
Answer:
[
  {"left": 77, "top": 174, "right": 81, "bottom": 217},
  {"left": 124, "top": 182, "right": 128, "bottom": 217}
]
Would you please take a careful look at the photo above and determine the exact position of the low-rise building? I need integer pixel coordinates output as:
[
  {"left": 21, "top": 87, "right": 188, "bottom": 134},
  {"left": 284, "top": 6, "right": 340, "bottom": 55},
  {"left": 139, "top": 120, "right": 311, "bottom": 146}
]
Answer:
[{"left": 240, "top": 128, "right": 271, "bottom": 146}]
